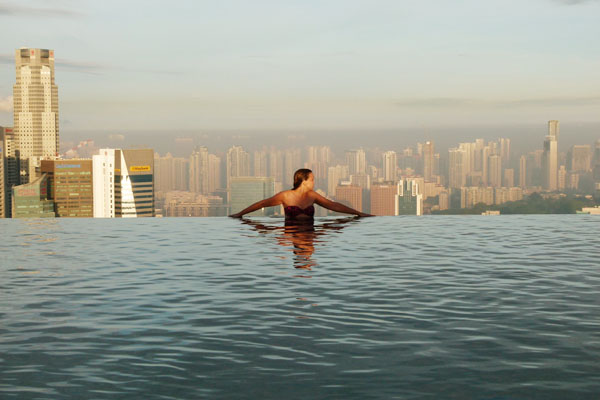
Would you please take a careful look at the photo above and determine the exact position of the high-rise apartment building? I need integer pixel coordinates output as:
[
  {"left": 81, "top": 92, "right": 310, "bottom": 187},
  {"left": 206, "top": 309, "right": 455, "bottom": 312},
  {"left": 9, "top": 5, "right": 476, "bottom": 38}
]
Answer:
[
  {"left": 189, "top": 146, "right": 209, "bottom": 194},
  {"left": 41, "top": 159, "right": 93, "bottom": 217},
  {"left": 488, "top": 155, "right": 502, "bottom": 188},
  {"left": 439, "top": 191, "right": 449, "bottom": 211},
  {"left": 593, "top": 140, "right": 600, "bottom": 182},
  {"left": 499, "top": 138, "right": 511, "bottom": 164},
  {"left": 93, "top": 149, "right": 154, "bottom": 218},
  {"left": 423, "top": 141, "right": 435, "bottom": 181},
  {"left": 568, "top": 145, "right": 591, "bottom": 172},
  {"left": 503, "top": 168, "right": 514, "bottom": 188},
  {"left": 283, "top": 149, "right": 302, "bottom": 187},
  {"left": 155, "top": 153, "right": 189, "bottom": 193},
  {"left": 542, "top": 120, "right": 559, "bottom": 191},
  {"left": 448, "top": 147, "right": 467, "bottom": 189},
  {"left": 558, "top": 165, "right": 567, "bottom": 190},
  {"left": 230, "top": 177, "right": 274, "bottom": 216},
  {"left": 327, "top": 165, "right": 349, "bottom": 197},
  {"left": 519, "top": 155, "right": 527, "bottom": 188},
  {"left": 346, "top": 149, "right": 366, "bottom": 175},
  {"left": 226, "top": 146, "right": 250, "bottom": 189},
  {"left": 13, "top": 48, "right": 59, "bottom": 183},
  {"left": 382, "top": 151, "right": 397, "bottom": 182},
  {"left": 253, "top": 150, "right": 268, "bottom": 177},
  {"left": 208, "top": 154, "right": 221, "bottom": 194}
]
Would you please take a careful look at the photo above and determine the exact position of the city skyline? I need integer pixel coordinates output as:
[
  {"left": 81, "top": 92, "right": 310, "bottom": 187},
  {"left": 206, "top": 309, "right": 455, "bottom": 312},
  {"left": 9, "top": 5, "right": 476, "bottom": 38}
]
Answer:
[{"left": 1, "top": 0, "right": 600, "bottom": 133}]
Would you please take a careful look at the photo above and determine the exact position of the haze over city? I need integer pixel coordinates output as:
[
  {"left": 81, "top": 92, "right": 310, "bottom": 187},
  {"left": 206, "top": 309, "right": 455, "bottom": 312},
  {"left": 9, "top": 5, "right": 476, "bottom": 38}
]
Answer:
[{"left": 1, "top": 0, "right": 599, "bottom": 155}]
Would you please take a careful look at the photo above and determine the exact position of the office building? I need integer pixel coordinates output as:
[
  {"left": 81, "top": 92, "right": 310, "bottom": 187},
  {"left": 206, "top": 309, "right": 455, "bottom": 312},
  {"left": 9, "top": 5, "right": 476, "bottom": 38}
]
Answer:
[
  {"left": 13, "top": 48, "right": 59, "bottom": 183},
  {"left": 0, "top": 132, "right": 4, "bottom": 218},
  {"left": 382, "top": 151, "right": 397, "bottom": 182},
  {"left": 11, "top": 174, "right": 55, "bottom": 218},
  {"left": 397, "top": 179, "right": 423, "bottom": 216},
  {"left": 543, "top": 120, "right": 559, "bottom": 191},
  {"left": 93, "top": 149, "right": 154, "bottom": 218},
  {"left": 230, "top": 177, "right": 274, "bottom": 216},
  {"left": 370, "top": 182, "right": 398, "bottom": 216},
  {"left": 41, "top": 159, "right": 93, "bottom": 217},
  {"left": 335, "top": 184, "right": 362, "bottom": 213}
]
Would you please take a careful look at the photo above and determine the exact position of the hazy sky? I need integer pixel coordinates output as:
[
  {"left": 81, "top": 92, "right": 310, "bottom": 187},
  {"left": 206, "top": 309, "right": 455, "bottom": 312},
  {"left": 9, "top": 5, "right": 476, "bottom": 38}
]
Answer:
[{"left": 0, "top": 0, "right": 599, "bottom": 132}]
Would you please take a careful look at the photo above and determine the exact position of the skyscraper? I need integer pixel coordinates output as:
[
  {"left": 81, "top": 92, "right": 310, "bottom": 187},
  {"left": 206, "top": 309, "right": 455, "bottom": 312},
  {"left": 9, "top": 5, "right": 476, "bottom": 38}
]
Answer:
[
  {"left": 93, "top": 149, "right": 154, "bottom": 218},
  {"left": 448, "top": 147, "right": 467, "bottom": 189},
  {"left": 208, "top": 154, "right": 221, "bottom": 194},
  {"left": 397, "top": 179, "right": 423, "bottom": 216},
  {"left": 189, "top": 146, "right": 209, "bottom": 194},
  {"left": 226, "top": 146, "right": 250, "bottom": 189},
  {"left": 488, "top": 154, "right": 502, "bottom": 188},
  {"left": 543, "top": 120, "right": 559, "bottom": 191},
  {"left": 346, "top": 149, "right": 366, "bottom": 175},
  {"left": 423, "top": 141, "right": 434, "bottom": 181},
  {"left": 13, "top": 48, "right": 59, "bottom": 183},
  {"left": 382, "top": 151, "right": 397, "bottom": 182},
  {"left": 519, "top": 155, "right": 527, "bottom": 188},
  {"left": 568, "top": 145, "right": 591, "bottom": 172}
]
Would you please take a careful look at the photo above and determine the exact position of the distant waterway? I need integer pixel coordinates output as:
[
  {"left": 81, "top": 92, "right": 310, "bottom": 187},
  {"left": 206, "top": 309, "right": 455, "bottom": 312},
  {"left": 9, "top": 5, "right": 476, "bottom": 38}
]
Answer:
[{"left": 1, "top": 215, "right": 599, "bottom": 399}]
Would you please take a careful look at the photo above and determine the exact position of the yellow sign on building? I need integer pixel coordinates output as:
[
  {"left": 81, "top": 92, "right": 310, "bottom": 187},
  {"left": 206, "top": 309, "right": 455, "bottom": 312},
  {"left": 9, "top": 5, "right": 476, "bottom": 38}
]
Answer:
[{"left": 130, "top": 165, "right": 151, "bottom": 172}]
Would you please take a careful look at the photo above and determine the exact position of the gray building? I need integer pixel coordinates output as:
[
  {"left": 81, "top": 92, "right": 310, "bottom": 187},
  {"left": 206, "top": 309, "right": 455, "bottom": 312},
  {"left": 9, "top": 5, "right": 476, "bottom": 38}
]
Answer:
[{"left": 230, "top": 177, "right": 275, "bottom": 216}]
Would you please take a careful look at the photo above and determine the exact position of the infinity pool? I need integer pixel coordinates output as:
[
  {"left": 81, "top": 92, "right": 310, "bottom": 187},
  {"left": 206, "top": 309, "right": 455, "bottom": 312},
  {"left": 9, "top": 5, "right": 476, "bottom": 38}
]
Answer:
[{"left": 1, "top": 216, "right": 599, "bottom": 399}]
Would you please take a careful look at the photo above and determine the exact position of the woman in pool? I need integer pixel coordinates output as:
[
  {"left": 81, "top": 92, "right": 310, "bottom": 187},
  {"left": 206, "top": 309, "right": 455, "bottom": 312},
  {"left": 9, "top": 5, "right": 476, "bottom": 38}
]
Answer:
[{"left": 229, "top": 168, "right": 373, "bottom": 220}]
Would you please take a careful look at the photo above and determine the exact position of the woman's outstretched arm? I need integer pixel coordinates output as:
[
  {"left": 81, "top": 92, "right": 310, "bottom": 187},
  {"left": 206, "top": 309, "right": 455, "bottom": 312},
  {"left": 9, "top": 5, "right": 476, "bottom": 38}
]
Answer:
[
  {"left": 312, "top": 191, "right": 373, "bottom": 217},
  {"left": 229, "top": 192, "right": 284, "bottom": 218}
]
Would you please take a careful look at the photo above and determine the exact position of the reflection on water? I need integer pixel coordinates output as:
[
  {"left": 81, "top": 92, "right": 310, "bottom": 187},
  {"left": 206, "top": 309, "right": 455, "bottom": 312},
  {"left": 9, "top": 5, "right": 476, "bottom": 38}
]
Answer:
[{"left": 240, "top": 217, "right": 360, "bottom": 270}]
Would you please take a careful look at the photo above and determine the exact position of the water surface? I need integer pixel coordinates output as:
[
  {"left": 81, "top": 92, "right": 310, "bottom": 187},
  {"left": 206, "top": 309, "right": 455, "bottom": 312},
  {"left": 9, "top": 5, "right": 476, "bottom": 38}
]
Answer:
[{"left": 1, "top": 216, "right": 599, "bottom": 399}]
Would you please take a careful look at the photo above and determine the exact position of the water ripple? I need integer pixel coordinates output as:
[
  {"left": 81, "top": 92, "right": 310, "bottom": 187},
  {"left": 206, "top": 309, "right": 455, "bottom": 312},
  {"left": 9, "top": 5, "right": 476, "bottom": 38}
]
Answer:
[{"left": 0, "top": 215, "right": 599, "bottom": 399}]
